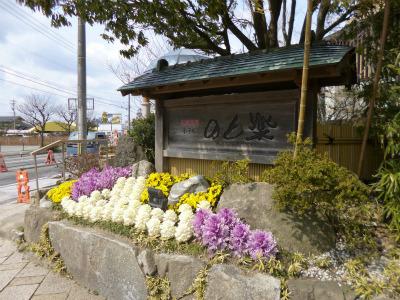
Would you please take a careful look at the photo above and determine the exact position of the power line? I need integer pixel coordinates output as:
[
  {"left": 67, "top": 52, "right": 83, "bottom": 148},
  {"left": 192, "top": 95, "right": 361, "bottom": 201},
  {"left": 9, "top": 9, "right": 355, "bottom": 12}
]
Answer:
[
  {"left": 0, "top": 2, "right": 75, "bottom": 53},
  {"left": 0, "top": 66, "right": 125, "bottom": 108},
  {"left": 2, "top": 1, "right": 75, "bottom": 51},
  {"left": 0, "top": 78, "right": 123, "bottom": 109}
]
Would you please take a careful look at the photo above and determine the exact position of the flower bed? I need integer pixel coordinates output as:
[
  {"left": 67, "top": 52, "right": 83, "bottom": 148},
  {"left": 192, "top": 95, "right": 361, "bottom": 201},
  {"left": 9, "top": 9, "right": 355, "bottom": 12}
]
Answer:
[
  {"left": 71, "top": 165, "right": 131, "bottom": 200},
  {"left": 47, "top": 180, "right": 77, "bottom": 203},
  {"left": 61, "top": 173, "right": 276, "bottom": 260}
]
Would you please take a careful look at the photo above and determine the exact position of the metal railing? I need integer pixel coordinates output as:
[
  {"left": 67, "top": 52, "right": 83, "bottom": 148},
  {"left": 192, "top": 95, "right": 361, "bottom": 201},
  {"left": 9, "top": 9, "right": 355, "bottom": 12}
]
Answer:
[{"left": 30, "top": 139, "right": 114, "bottom": 205}]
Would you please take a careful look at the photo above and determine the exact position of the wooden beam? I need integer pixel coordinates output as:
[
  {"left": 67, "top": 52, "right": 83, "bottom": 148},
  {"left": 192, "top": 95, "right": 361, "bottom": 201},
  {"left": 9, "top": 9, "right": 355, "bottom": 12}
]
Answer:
[{"left": 155, "top": 100, "right": 166, "bottom": 172}]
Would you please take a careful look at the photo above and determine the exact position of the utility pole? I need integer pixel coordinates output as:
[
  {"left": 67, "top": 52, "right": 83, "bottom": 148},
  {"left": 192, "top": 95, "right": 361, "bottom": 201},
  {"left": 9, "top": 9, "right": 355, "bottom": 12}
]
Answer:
[
  {"left": 128, "top": 94, "right": 131, "bottom": 130},
  {"left": 77, "top": 17, "right": 87, "bottom": 153},
  {"left": 10, "top": 99, "right": 16, "bottom": 130}
]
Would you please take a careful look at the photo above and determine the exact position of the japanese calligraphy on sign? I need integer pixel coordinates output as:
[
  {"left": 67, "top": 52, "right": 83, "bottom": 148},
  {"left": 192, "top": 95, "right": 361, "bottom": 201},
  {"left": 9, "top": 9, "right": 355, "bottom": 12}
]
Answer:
[
  {"left": 203, "top": 113, "right": 277, "bottom": 141},
  {"left": 164, "top": 90, "right": 302, "bottom": 164}
]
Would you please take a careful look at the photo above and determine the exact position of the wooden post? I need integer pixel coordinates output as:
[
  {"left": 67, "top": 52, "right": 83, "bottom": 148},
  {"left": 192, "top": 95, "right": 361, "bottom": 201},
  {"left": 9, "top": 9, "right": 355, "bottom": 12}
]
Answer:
[
  {"left": 357, "top": 0, "right": 390, "bottom": 177},
  {"left": 155, "top": 99, "right": 165, "bottom": 172},
  {"left": 294, "top": 0, "right": 312, "bottom": 158},
  {"left": 62, "top": 142, "right": 66, "bottom": 182},
  {"left": 33, "top": 154, "right": 40, "bottom": 206}
]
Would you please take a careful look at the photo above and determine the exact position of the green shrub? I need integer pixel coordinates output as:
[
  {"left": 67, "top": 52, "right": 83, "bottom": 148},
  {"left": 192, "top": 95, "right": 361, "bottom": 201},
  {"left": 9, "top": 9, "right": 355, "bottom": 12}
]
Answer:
[
  {"left": 262, "top": 134, "right": 375, "bottom": 249},
  {"left": 374, "top": 112, "right": 400, "bottom": 239},
  {"left": 212, "top": 159, "right": 252, "bottom": 187},
  {"left": 129, "top": 114, "right": 155, "bottom": 163}
]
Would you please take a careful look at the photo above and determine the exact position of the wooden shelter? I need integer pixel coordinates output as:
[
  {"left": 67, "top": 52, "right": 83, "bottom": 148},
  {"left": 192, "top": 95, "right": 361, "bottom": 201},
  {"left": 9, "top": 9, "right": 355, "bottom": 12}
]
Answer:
[{"left": 119, "top": 44, "right": 356, "bottom": 177}]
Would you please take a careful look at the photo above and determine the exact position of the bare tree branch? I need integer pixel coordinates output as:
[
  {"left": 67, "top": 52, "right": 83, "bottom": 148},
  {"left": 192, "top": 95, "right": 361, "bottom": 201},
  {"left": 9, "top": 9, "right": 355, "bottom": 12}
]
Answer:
[{"left": 17, "top": 94, "right": 55, "bottom": 146}]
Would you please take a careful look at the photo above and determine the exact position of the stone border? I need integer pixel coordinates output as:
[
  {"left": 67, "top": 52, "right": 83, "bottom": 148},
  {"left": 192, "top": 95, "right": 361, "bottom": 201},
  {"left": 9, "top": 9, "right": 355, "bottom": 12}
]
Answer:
[{"left": 48, "top": 221, "right": 281, "bottom": 300}]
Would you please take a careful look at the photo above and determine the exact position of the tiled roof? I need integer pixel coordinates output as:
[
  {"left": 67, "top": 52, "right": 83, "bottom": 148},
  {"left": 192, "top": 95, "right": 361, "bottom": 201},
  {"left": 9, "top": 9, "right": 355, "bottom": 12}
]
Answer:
[{"left": 119, "top": 44, "right": 354, "bottom": 93}]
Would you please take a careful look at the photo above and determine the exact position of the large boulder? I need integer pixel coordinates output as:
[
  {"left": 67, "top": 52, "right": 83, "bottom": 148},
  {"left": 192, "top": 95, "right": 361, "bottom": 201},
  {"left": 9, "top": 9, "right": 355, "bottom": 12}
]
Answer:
[
  {"left": 155, "top": 253, "right": 206, "bottom": 298},
  {"left": 131, "top": 160, "right": 155, "bottom": 178},
  {"left": 205, "top": 264, "right": 280, "bottom": 300},
  {"left": 48, "top": 221, "right": 147, "bottom": 300},
  {"left": 168, "top": 175, "right": 210, "bottom": 205},
  {"left": 287, "top": 279, "right": 350, "bottom": 300},
  {"left": 217, "top": 183, "right": 335, "bottom": 255},
  {"left": 24, "top": 206, "right": 60, "bottom": 243}
]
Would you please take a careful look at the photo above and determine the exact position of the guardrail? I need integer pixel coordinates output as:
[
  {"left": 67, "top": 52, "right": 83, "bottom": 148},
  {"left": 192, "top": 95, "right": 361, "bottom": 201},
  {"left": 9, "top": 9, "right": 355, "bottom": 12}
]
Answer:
[{"left": 30, "top": 139, "right": 114, "bottom": 205}]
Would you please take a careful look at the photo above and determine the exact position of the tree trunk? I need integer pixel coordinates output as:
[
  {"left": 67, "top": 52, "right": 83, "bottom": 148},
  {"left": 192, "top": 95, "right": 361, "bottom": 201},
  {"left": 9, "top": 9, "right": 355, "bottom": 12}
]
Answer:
[
  {"left": 294, "top": 0, "right": 313, "bottom": 158},
  {"left": 357, "top": 0, "right": 391, "bottom": 177},
  {"left": 286, "top": 0, "right": 296, "bottom": 46},
  {"left": 40, "top": 132, "right": 44, "bottom": 147},
  {"left": 267, "top": 0, "right": 283, "bottom": 48}
]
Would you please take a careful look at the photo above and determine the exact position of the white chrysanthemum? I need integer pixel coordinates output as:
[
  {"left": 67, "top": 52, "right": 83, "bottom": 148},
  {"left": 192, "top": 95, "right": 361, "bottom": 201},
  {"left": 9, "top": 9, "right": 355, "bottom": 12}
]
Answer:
[
  {"left": 102, "top": 204, "right": 114, "bottom": 221},
  {"left": 175, "top": 221, "right": 193, "bottom": 243},
  {"left": 197, "top": 200, "right": 211, "bottom": 211},
  {"left": 117, "top": 196, "right": 129, "bottom": 206},
  {"left": 61, "top": 198, "right": 77, "bottom": 216},
  {"left": 163, "top": 210, "right": 177, "bottom": 223},
  {"left": 82, "top": 204, "right": 93, "bottom": 219},
  {"left": 111, "top": 206, "right": 125, "bottom": 223},
  {"left": 116, "top": 176, "right": 127, "bottom": 185},
  {"left": 151, "top": 208, "right": 164, "bottom": 221},
  {"left": 128, "top": 176, "right": 146, "bottom": 202},
  {"left": 178, "top": 203, "right": 192, "bottom": 213},
  {"left": 96, "top": 199, "right": 107, "bottom": 207},
  {"left": 160, "top": 220, "right": 176, "bottom": 240},
  {"left": 109, "top": 195, "right": 119, "bottom": 204},
  {"left": 78, "top": 195, "right": 89, "bottom": 203},
  {"left": 90, "top": 190, "right": 102, "bottom": 201},
  {"left": 179, "top": 210, "right": 194, "bottom": 223},
  {"left": 101, "top": 189, "right": 111, "bottom": 199},
  {"left": 89, "top": 206, "right": 103, "bottom": 222},
  {"left": 75, "top": 202, "right": 85, "bottom": 217},
  {"left": 134, "top": 204, "right": 152, "bottom": 231},
  {"left": 146, "top": 217, "right": 161, "bottom": 237},
  {"left": 123, "top": 207, "right": 137, "bottom": 226},
  {"left": 129, "top": 200, "right": 141, "bottom": 210}
]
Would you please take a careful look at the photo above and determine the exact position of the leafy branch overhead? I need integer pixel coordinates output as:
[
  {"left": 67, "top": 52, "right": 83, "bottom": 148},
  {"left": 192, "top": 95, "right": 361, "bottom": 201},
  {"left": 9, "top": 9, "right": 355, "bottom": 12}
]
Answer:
[{"left": 18, "top": 0, "right": 362, "bottom": 57}]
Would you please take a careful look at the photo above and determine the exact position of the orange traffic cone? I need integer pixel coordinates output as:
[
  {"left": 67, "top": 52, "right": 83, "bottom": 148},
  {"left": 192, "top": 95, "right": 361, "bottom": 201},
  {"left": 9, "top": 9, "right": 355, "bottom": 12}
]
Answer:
[
  {"left": 16, "top": 169, "right": 30, "bottom": 203},
  {"left": 0, "top": 153, "right": 7, "bottom": 172},
  {"left": 45, "top": 149, "right": 56, "bottom": 165}
]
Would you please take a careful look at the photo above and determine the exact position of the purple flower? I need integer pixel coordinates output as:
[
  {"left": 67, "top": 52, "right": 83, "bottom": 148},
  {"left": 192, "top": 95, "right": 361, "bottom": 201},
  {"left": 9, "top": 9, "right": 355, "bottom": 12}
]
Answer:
[
  {"left": 230, "top": 222, "right": 251, "bottom": 256},
  {"left": 201, "top": 214, "right": 230, "bottom": 252},
  {"left": 71, "top": 165, "right": 131, "bottom": 200},
  {"left": 247, "top": 230, "right": 277, "bottom": 259},
  {"left": 193, "top": 209, "right": 211, "bottom": 240},
  {"left": 216, "top": 208, "right": 239, "bottom": 230}
]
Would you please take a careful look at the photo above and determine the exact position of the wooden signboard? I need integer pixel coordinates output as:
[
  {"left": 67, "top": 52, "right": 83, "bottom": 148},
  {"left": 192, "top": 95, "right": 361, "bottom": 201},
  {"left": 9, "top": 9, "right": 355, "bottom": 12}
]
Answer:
[{"left": 159, "top": 89, "right": 315, "bottom": 166}]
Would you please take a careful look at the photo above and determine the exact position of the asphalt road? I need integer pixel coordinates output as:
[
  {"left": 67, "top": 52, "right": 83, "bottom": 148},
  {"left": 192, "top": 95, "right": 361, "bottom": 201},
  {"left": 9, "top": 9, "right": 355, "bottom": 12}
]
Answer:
[{"left": 0, "top": 153, "right": 62, "bottom": 187}]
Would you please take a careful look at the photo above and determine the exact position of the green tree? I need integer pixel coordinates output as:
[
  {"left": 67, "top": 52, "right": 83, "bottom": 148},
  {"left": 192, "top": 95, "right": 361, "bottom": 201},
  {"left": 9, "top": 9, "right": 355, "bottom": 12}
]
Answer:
[
  {"left": 129, "top": 114, "right": 155, "bottom": 163},
  {"left": 18, "top": 0, "right": 361, "bottom": 57}
]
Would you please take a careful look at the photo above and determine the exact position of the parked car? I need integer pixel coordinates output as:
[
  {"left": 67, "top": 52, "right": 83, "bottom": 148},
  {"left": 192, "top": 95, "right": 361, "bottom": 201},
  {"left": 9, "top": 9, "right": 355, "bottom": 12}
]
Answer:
[{"left": 66, "top": 131, "right": 107, "bottom": 156}]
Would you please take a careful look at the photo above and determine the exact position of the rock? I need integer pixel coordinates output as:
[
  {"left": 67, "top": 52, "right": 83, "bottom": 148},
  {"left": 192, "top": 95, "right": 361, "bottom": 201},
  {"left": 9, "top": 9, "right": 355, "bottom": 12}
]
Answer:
[
  {"left": 217, "top": 183, "right": 335, "bottom": 255},
  {"left": 48, "top": 221, "right": 147, "bottom": 300},
  {"left": 39, "top": 196, "right": 53, "bottom": 209},
  {"left": 168, "top": 175, "right": 210, "bottom": 205},
  {"left": 132, "top": 160, "right": 155, "bottom": 178},
  {"left": 24, "top": 206, "right": 60, "bottom": 243},
  {"left": 205, "top": 264, "right": 280, "bottom": 300},
  {"left": 10, "top": 229, "right": 24, "bottom": 243},
  {"left": 155, "top": 253, "right": 206, "bottom": 298},
  {"left": 137, "top": 249, "right": 156, "bottom": 276},
  {"left": 287, "top": 279, "right": 346, "bottom": 300}
]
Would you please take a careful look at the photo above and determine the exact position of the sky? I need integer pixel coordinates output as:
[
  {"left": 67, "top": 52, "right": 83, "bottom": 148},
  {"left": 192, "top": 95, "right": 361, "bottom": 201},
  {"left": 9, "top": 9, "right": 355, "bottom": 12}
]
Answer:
[
  {"left": 0, "top": 1, "right": 137, "bottom": 123},
  {"left": 0, "top": 0, "right": 309, "bottom": 124}
]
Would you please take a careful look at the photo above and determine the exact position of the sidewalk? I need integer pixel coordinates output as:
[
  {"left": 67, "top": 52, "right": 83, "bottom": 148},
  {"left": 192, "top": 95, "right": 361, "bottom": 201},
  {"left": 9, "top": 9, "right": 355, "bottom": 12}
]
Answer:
[
  {"left": 0, "top": 177, "right": 60, "bottom": 204},
  {"left": 0, "top": 238, "right": 104, "bottom": 300}
]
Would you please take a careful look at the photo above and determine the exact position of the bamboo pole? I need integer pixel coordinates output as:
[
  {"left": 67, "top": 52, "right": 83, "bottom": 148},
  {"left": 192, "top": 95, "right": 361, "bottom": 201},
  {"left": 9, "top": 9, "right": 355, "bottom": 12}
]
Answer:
[
  {"left": 357, "top": 0, "right": 390, "bottom": 177},
  {"left": 294, "top": 0, "right": 313, "bottom": 158}
]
